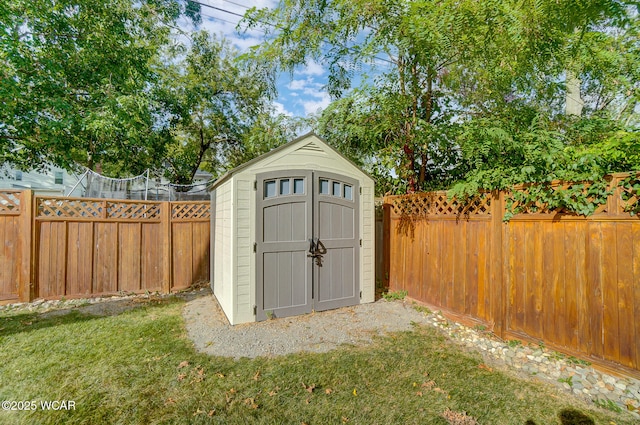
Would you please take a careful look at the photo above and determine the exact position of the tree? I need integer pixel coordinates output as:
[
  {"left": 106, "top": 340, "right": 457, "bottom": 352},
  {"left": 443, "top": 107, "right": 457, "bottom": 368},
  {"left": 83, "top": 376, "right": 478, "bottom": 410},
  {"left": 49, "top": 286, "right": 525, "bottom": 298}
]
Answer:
[
  {"left": 156, "top": 31, "right": 285, "bottom": 184},
  {"left": 0, "top": 0, "right": 200, "bottom": 175},
  {"left": 245, "top": 0, "right": 636, "bottom": 195}
]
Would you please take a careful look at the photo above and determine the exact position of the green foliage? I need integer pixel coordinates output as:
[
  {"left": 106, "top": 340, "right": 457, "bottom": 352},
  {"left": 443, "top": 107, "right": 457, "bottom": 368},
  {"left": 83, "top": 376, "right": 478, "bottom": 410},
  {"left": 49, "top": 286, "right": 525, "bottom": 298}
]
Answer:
[
  {"left": 558, "top": 376, "right": 574, "bottom": 388},
  {"left": 594, "top": 398, "right": 624, "bottom": 413},
  {"left": 245, "top": 0, "right": 638, "bottom": 200},
  {"left": 507, "top": 339, "right": 522, "bottom": 348},
  {"left": 0, "top": 0, "right": 199, "bottom": 175},
  {"left": 382, "top": 290, "right": 408, "bottom": 301}
]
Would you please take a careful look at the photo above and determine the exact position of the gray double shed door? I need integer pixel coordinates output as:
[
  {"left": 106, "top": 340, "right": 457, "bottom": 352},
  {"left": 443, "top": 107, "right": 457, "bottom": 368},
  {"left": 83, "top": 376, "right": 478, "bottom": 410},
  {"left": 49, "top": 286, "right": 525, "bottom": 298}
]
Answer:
[{"left": 256, "top": 170, "right": 360, "bottom": 321}]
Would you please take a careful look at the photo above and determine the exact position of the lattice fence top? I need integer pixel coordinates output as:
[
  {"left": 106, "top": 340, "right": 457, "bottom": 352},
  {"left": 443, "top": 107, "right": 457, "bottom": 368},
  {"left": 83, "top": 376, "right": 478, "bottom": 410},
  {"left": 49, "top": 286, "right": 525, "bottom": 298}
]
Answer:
[
  {"left": 507, "top": 181, "right": 608, "bottom": 215},
  {"left": 387, "top": 192, "right": 492, "bottom": 217},
  {"left": 0, "top": 191, "right": 21, "bottom": 215},
  {"left": 616, "top": 172, "right": 640, "bottom": 215},
  {"left": 36, "top": 197, "right": 161, "bottom": 221},
  {"left": 172, "top": 202, "right": 211, "bottom": 221}
]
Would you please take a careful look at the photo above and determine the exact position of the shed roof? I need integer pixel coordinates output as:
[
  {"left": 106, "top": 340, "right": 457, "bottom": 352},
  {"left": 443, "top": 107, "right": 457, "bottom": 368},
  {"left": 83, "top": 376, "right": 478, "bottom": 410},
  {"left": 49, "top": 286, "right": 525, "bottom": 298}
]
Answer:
[{"left": 208, "top": 132, "right": 373, "bottom": 191}]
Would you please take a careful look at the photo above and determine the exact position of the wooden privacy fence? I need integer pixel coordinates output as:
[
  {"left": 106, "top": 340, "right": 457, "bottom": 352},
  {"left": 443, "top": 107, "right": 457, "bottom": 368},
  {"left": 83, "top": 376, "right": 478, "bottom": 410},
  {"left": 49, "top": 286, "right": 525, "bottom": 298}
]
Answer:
[
  {"left": 384, "top": 172, "right": 640, "bottom": 375},
  {"left": 0, "top": 190, "right": 210, "bottom": 303}
]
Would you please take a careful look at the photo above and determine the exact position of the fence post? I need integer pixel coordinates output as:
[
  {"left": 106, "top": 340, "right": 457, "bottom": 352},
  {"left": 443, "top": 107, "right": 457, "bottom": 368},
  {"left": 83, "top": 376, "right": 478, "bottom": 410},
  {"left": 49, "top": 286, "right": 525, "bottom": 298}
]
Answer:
[
  {"left": 19, "top": 190, "right": 34, "bottom": 302},
  {"left": 161, "top": 202, "right": 172, "bottom": 294},
  {"left": 382, "top": 200, "right": 391, "bottom": 293},
  {"left": 489, "top": 190, "right": 505, "bottom": 337}
]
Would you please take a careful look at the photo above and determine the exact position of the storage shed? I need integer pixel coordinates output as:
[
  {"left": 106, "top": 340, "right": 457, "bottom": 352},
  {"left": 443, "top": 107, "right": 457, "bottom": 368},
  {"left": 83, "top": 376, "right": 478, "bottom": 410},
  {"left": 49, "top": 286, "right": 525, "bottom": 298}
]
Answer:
[{"left": 209, "top": 132, "right": 375, "bottom": 325}]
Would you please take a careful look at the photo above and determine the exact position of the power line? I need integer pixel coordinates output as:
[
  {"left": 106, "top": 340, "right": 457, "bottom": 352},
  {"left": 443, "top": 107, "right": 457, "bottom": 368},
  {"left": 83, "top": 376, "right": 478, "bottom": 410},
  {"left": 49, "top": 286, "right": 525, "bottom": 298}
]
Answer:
[{"left": 188, "top": 0, "right": 395, "bottom": 66}]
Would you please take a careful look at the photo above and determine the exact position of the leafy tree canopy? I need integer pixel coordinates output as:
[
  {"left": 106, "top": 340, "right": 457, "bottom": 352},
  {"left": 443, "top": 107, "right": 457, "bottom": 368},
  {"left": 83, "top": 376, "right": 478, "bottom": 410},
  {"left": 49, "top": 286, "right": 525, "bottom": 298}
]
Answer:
[
  {"left": 246, "top": 0, "right": 639, "bottom": 203},
  {"left": 0, "top": 0, "right": 200, "bottom": 175}
]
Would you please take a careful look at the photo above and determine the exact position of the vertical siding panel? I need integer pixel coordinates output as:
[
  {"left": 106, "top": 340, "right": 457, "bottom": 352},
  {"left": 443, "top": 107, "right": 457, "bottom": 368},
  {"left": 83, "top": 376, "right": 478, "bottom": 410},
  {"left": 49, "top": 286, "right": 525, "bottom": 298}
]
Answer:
[{"left": 616, "top": 222, "right": 634, "bottom": 368}]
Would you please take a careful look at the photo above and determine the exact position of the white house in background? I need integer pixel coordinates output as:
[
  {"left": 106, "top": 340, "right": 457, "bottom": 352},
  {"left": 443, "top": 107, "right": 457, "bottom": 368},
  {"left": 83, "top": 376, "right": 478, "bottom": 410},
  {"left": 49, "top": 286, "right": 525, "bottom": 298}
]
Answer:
[{"left": 0, "top": 164, "right": 84, "bottom": 196}]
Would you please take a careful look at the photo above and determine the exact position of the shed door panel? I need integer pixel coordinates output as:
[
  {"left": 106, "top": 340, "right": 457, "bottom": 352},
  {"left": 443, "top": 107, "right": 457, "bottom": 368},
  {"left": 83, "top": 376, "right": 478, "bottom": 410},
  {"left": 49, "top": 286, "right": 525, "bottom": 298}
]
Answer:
[
  {"left": 256, "top": 171, "right": 312, "bottom": 321},
  {"left": 314, "top": 173, "right": 360, "bottom": 311},
  {"left": 256, "top": 170, "right": 360, "bottom": 321}
]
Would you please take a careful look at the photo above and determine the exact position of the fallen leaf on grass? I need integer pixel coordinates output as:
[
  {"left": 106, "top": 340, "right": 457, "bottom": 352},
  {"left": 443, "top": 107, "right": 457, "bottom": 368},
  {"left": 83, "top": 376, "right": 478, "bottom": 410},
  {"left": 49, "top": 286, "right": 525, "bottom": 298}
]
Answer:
[
  {"left": 178, "top": 361, "right": 189, "bottom": 368},
  {"left": 216, "top": 372, "right": 225, "bottom": 378},
  {"left": 302, "top": 382, "right": 316, "bottom": 393},
  {"left": 416, "top": 391, "right": 423, "bottom": 397},
  {"left": 165, "top": 398, "right": 176, "bottom": 405},
  {"left": 244, "top": 398, "right": 258, "bottom": 409},
  {"left": 352, "top": 388, "right": 357, "bottom": 396},
  {"left": 192, "top": 409, "right": 204, "bottom": 416},
  {"left": 268, "top": 386, "right": 279, "bottom": 396},
  {"left": 208, "top": 409, "right": 215, "bottom": 417},
  {"left": 253, "top": 370, "right": 261, "bottom": 381},
  {"left": 177, "top": 373, "right": 186, "bottom": 381},
  {"left": 478, "top": 363, "right": 493, "bottom": 372},
  {"left": 342, "top": 417, "right": 349, "bottom": 423},
  {"left": 422, "top": 380, "right": 436, "bottom": 389},
  {"left": 325, "top": 388, "right": 333, "bottom": 395}
]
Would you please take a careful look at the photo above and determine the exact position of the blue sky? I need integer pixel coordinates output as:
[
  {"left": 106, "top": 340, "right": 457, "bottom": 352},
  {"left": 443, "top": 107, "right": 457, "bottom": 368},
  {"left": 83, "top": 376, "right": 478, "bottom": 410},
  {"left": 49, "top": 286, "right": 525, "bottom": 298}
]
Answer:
[{"left": 179, "top": 0, "right": 332, "bottom": 118}]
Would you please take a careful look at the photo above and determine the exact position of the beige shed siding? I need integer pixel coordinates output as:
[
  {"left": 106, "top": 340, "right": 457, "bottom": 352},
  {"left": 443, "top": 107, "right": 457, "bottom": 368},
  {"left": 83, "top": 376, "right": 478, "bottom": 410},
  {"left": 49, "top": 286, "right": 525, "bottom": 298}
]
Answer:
[
  {"left": 234, "top": 178, "right": 254, "bottom": 324},
  {"left": 212, "top": 134, "right": 376, "bottom": 324},
  {"left": 212, "top": 181, "right": 234, "bottom": 317},
  {"left": 361, "top": 185, "right": 375, "bottom": 303}
]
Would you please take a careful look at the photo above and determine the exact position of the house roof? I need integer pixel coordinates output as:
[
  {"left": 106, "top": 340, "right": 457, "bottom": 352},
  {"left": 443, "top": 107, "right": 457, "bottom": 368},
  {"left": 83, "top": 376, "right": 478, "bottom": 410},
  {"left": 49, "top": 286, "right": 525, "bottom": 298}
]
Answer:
[{"left": 208, "top": 132, "right": 374, "bottom": 191}]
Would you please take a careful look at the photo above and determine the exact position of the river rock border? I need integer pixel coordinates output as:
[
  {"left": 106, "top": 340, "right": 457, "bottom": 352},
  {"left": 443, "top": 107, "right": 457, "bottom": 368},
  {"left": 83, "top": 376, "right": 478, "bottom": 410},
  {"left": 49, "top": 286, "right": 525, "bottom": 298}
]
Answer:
[{"left": 424, "top": 310, "right": 640, "bottom": 419}]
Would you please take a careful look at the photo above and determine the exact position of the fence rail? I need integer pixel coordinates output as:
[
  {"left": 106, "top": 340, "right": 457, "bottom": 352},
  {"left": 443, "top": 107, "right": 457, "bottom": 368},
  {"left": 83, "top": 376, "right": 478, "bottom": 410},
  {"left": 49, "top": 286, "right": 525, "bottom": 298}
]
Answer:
[
  {"left": 384, "top": 172, "right": 640, "bottom": 375},
  {"left": 0, "top": 191, "right": 210, "bottom": 302}
]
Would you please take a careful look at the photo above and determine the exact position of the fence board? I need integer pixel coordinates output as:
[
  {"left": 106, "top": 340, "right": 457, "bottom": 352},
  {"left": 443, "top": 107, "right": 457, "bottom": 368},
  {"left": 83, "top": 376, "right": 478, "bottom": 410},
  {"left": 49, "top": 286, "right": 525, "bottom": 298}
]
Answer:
[
  {"left": 586, "top": 223, "right": 604, "bottom": 359},
  {"left": 601, "top": 222, "right": 619, "bottom": 364},
  {"left": 119, "top": 223, "right": 142, "bottom": 292},
  {"left": 385, "top": 175, "right": 640, "bottom": 373},
  {"left": 564, "top": 222, "right": 580, "bottom": 351},
  {"left": 141, "top": 222, "right": 162, "bottom": 291},
  {"left": 616, "top": 223, "right": 635, "bottom": 368},
  {"left": 0, "top": 216, "right": 19, "bottom": 299},
  {"left": 633, "top": 224, "right": 640, "bottom": 369},
  {"left": 66, "top": 222, "right": 94, "bottom": 295}
]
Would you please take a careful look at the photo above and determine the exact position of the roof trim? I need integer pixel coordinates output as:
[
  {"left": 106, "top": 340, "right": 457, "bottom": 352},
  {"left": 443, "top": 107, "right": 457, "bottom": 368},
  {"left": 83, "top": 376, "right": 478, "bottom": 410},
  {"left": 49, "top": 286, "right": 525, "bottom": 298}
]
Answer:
[{"left": 208, "top": 132, "right": 374, "bottom": 191}]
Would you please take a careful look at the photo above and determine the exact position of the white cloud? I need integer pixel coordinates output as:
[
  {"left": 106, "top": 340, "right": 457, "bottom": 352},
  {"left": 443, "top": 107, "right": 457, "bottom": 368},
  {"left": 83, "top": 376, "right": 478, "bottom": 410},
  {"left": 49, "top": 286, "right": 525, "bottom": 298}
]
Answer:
[
  {"left": 301, "top": 92, "right": 331, "bottom": 115},
  {"left": 299, "top": 60, "right": 325, "bottom": 76},
  {"left": 272, "top": 101, "right": 293, "bottom": 117}
]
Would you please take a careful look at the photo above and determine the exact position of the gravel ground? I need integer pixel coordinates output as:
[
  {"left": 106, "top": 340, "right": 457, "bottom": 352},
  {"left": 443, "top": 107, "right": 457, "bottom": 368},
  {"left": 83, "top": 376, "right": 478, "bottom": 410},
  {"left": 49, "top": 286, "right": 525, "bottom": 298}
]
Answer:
[{"left": 182, "top": 292, "right": 432, "bottom": 359}]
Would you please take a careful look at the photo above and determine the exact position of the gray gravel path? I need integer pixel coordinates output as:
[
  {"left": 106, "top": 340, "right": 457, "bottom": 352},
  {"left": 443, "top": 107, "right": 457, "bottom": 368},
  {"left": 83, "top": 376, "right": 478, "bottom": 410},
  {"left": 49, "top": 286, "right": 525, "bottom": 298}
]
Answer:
[{"left": 182, "top": 293, "right": 432, "bottom": 359}]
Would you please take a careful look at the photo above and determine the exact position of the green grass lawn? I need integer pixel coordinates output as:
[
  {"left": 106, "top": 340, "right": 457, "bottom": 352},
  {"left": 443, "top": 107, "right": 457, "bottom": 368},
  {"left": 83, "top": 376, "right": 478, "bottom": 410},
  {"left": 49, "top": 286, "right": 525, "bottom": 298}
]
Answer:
[{"left": 0, "top": 297, "right": 636, "bottom": 425}]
